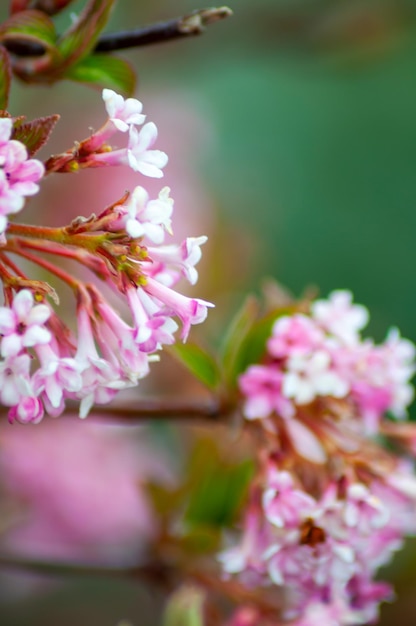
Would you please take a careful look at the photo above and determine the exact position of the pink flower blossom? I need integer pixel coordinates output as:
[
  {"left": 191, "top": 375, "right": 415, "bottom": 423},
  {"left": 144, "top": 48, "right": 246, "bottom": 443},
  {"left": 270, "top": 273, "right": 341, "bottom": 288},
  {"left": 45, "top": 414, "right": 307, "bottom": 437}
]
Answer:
[
  {"left": 147, "top": 235, "right": 208, "bottom": 285},
  {"left": 268, "top": 314, "right": 325, "bottom": 359},
  {"left": 263, "top": 468, "right": 315, "bottom": 528},
  {"left": 0, "top": 119, "right": 44, "bottom": 234},
  {"left": 0, "top": 290, "right": 51, "bottom": 357},
  {"left": 0, "top": 420, "right": 173, "bottom": 564},
  {"left": 239, "top": 365, "right": 293, "bottom": 420},
  {"left": 123, "top": 185, "right": 173, "bottom": 242},
  {"left": 143, "top": 277, "right": 214, "bottom": 341}
]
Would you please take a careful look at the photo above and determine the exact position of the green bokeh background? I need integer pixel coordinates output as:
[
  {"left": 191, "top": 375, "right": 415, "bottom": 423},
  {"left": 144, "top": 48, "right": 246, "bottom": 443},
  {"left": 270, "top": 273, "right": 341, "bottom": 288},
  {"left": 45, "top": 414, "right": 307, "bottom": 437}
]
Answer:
[{"left": 2, "top": 0, "right": 416, "bottom": 624}]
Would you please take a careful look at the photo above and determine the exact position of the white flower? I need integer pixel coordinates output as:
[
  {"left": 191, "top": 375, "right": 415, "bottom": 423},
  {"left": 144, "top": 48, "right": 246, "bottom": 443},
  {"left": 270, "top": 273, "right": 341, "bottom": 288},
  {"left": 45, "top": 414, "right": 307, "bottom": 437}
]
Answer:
[
  {"left": 127, "top": 123, "right": 168, "bottom": 178},
  {"left": 102, "top": 89, "right": 146, "bottom": 131}
]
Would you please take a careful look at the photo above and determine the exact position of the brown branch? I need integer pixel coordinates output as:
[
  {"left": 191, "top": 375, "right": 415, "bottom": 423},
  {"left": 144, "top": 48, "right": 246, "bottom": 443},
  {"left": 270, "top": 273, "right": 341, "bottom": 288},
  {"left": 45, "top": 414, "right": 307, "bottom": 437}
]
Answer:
[
  {"left": 63, "top": 396, "right": 232, "bottom": 423},
  {"left": 0, "top": 553, "right": 173, "bottom": 586},
  {"left": 3, "top": 7, "right": 233, "bottom": 58},
  {"left": 0, "top": 553, "right": 283, "bottom": 617}
]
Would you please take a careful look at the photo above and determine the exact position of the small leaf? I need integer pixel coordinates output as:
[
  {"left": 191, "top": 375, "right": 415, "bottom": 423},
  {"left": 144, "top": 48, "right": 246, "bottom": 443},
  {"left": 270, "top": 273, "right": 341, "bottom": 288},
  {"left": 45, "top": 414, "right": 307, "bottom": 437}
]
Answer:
[
  {"left": 12, "top": 114, "right": 60, "bottom": 156},
  {"left": 185, "top": 458, "right": 254, "bottom": 527},
  {"left": 220, "top": 295, "right": 259, "bottom": 388},
  {"left": 0, "top": 10, "right": 57, "bottom": 51},
  {"left": 177, "top": 525, "right": 221, "bottom": 554},
  {"left": 0, "top": 48, "right": 11, "bottom": 110},
  {"left": 57, "top": 0, "right": 116, "bottom": 67},
  {"left": 64, "top": 53, "right": 136, "bottom": 96},
  {"left": 169, "top": 342, "right": 221, "bottom": 391},
  {"left": 185, "top": 439, "right": 254, "bottom": 527}
]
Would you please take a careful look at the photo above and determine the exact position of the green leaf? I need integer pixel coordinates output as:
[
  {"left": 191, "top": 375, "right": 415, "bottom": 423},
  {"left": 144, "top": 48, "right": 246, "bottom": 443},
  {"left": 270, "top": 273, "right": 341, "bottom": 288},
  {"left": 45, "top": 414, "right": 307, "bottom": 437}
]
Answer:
[
  {"left": 177, "top": 525, "right": 221, "bottom": 554},
  {"left": 0, "top": 48, "right": 11, "bottom": 110},
  {"left": 184, "top": 438, "right": 254, "bottom": 527},
  {"left": 220, "top": 295, "right": 259, "bottom": 388},
  {"left": 0, "top": 10, "right": 57, "bottom": 51},
  {"left": 169, "top": 342, "right": 221, "bottom": 391},
  {"left": 57, "top": 0, "right": 116, "bottom": 67},
  {"left": 64, "top": 53, "right": 136, "bottom": 96},
  {"left": 235, "top": 310, "right": 285, "bottom": 375},
  {"left": 12, "top": 114, "right": 60, "bottom": 156}
]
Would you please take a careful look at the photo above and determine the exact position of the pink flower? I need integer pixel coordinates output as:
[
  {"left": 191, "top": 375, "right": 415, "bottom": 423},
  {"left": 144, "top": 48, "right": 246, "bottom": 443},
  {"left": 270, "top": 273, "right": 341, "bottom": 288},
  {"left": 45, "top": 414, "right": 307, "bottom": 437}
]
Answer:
[
  {"left": 0, "top": 290, "right": 51, "bottom": 357},
  {"left": 123, "top": 185, "right": 173, "bottom": 242},
  {"left": 263, "top": 469, "right": 315, "bottom": 528},
  {"left": 0, "top": 353, "right": 32, "bottom": 406},
  {"left": 239, "top": 365, "right": 294, "bottom": 420},
  {"left": 0, "top": 119, "right": 44, "bottom": 234},
  {"left": 8, "top": 394, "right": 44, "bottom": 425},
  {"left": 0, "top": 420, "right": 173, "bottom": 564},
  {"left": 74, "top": 307, "right": 133, "bottom": 418},
  {"left": 32, "top": 343, "right": 83, "bottom": 417},
  {"left": 143, "top": 277, "right": 214, "bottom": 341},
  {"left": 268, "top": 314, "right": 324, "bottom": 359},
  {"left": 147, "top": 235, "right": 208, "bottom": 285},
  {"left": 1, "top": 140, "right": 44, "bottom": 196},
  {"left": 126, "top": 285, "right": 179, "bottom": 352}
]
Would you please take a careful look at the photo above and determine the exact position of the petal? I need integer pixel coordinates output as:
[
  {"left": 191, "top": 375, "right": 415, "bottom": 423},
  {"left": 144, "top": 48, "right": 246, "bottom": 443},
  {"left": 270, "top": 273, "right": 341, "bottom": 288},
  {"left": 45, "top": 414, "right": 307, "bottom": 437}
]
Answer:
[
  {"left": 0, "top": 307, "right": 16, "bottom": 334},
  {"left": 1, "top": 333, "right": 22, "bottom": 357},
  {"left": 22, "top": 325, "right": 51, "bottom": 347},
  {"left": 285, "top": 418, "right": 327, "bottom": 464},
  {"left": 26, "top": 303, "right": 50, "bottom": 326},
  {"left": 13, "top": 289, "right": 34, "bottom": 319}
]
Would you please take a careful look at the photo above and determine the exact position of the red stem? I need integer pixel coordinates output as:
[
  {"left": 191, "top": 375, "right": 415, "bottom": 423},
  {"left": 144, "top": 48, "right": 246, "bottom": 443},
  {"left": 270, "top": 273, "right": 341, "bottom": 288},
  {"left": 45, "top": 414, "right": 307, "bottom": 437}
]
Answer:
[{"left": 6, "top": 246, "right": 80, "bottom": 290}]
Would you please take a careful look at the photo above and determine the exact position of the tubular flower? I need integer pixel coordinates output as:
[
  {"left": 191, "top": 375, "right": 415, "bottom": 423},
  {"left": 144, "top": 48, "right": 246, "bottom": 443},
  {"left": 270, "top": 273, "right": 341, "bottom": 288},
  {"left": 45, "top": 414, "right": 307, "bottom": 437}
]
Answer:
[{"left": 0, "top": 90, "right": 212, "bottom": 423}]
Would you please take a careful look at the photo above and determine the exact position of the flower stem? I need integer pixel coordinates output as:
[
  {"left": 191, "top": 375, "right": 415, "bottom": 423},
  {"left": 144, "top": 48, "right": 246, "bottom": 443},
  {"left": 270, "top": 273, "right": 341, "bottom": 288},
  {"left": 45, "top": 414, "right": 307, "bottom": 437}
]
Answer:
[
  {"left": 6, "top": 246, "right": 81, "bottom": 290},
  {"left": 7, "top": 223, "right": 105, "bottom": 252}
]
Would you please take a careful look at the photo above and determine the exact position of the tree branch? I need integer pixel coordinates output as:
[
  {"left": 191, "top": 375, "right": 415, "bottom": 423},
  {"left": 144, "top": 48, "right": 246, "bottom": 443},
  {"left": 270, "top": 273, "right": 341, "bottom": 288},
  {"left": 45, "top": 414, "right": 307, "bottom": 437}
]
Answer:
[
  {"left": 3, "top": 7, "right": 233, "bottom": 57},
  {"left": 0, "top": 553, "right": 173, "bottom": 585},
  {"left": 63, "top": 396, "right": 233, "bottom": 423}
]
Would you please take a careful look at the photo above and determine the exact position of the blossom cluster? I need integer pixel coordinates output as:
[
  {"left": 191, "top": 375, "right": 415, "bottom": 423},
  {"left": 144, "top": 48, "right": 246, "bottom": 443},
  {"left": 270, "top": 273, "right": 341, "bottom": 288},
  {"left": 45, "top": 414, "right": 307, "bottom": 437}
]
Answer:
[
  {"left": 221, "top": 459, "right": 416, "bottom": 625},
  {"left": 0, "top": 89, "right": 212, "bottom": 424},
  {"left": 240, "top": 290, "right": 415, "bottom": 436},
  {"left": 220, "top": 291, "right": 416, "bottom": 624},
  {"left": 0, "top": 118, "right": 44, "bottom": 236}
]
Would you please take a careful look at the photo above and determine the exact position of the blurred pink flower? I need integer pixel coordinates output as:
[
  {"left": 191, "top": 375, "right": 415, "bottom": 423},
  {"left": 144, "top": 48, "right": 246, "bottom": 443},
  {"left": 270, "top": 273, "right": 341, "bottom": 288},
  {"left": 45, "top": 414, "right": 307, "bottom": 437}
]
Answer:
[{"left": 0, "top": 419, "right": 171, "bottom": 565}]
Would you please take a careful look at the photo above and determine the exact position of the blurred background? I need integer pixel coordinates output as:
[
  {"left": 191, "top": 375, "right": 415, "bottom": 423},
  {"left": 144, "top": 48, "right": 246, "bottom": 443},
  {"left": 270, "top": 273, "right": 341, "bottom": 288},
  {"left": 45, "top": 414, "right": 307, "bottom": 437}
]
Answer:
[{"left": 1, "top": 0, "right": 416, "bottom": 624}]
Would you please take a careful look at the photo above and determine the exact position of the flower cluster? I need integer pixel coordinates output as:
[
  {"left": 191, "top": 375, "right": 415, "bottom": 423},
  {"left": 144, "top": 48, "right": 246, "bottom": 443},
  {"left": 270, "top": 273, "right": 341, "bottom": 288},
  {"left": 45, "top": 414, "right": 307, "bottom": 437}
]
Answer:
[
  {"left": 220, "top": 292, "right": 416, "bottom": 624},
  {"left": 240, "top": 290, "right": 415, "bottom": 437},
  {"left": 221, "top": 459, "right": 416, "bottom": 624},
  {"left": 0, "top": 90, "right": 213, "bottom": 424},
  {"left": 0, "top": 118, "right": 44, "bottom": 236}
]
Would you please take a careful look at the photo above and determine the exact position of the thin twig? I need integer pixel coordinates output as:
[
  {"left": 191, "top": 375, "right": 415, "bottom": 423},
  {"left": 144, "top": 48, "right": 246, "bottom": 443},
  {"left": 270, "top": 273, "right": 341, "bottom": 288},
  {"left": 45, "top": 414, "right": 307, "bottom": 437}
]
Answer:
[
  {"left": 3, "top": 7, "right": 233, "bottom": 58},
  {"left": 95, "top": 7, "right": 233, "bottom": 52},
  {"left": 0, "top": 553, "right": 172, "bottom": 585}
]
